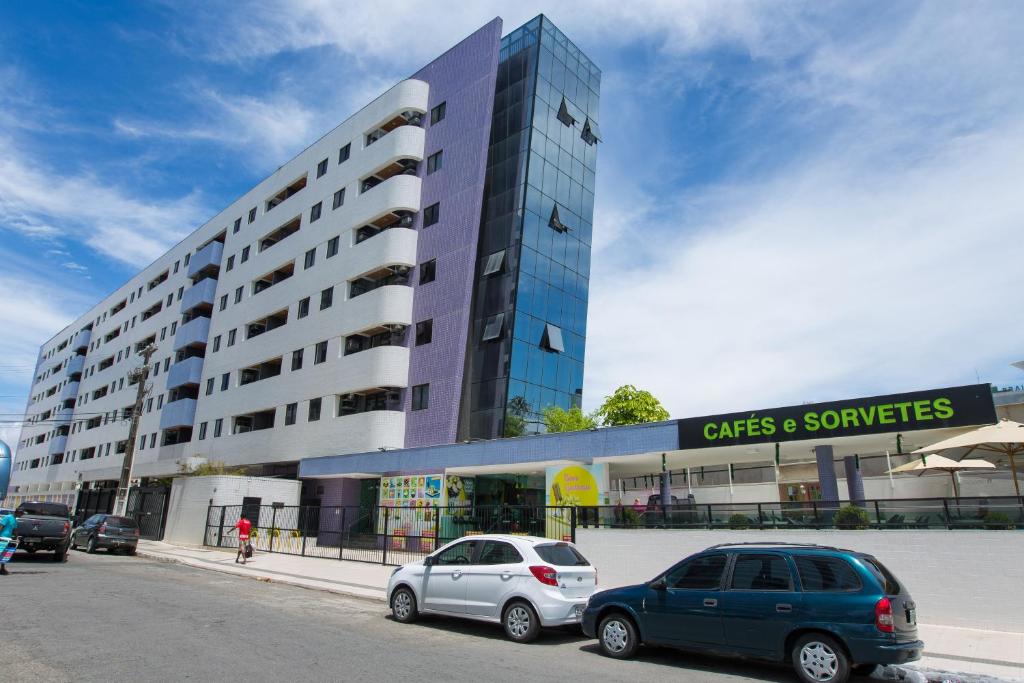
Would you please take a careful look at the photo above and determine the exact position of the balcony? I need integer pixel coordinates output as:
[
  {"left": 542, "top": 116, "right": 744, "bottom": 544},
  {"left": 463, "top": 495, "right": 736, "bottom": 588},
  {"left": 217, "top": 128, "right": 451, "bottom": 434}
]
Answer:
[
  {"left": 265, "top": 175, "right": 307, "bottom": 213},
  {"left": 335, "top": 345, "right": 410, "bottom": 392},
  {"left": 159, "top": 397, "right": 198, "bottom": 430},
  {"left": 53, "top": 407, "right": 74, "bottom": 425},
  {"left": 59, "top": 381, "right": 80, "bottom": 402},
  {"left": 365, "top": 110, "right": 423, "bottom": 147},
  {"left": 360, "top": 158, "right": 419, "bottom": 194},
  {"left": 349, "top": 175, "right": 421, "bottom": 233},
  {"left": 348, "top": 266, "right": 412, "bottom": 300},
  {"left": 166, "top": 356, "right": 204, "bottom": 390},
  {"left": 340, "top": 284, "right": 413, "bottom": 337},
  {"left": 47, "top": 434, "right": 68, "bottom": 456},
  {"left": 173, "top": 316, "right": 211, "bottom": 351},
  {"left": 73, "top": 328, "right": 92, "bottom": 351},
  {"left": 187, "top": 240, "right": 224, "bottom": 279},
  {"left": 65, "top": 355, "right": 85, "bottom": 377},
  {"left": 180, "top": 277, "right": 218, "bottom": 314}
]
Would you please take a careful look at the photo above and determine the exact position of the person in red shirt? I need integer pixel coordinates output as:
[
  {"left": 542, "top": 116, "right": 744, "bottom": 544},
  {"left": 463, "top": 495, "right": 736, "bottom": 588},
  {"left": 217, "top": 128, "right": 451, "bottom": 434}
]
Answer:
[{"left": 230, "top": 514, "right": 253, "bottom": 564}]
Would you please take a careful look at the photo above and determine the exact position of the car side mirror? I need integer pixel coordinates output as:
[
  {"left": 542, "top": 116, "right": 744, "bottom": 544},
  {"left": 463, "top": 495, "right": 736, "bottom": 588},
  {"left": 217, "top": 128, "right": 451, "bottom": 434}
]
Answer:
[
  {"left": 423, "top": 556, "right": 435, "bottom": 567},
  {"left": 650, "top": 578, "right": 667, "bottom": 591}
]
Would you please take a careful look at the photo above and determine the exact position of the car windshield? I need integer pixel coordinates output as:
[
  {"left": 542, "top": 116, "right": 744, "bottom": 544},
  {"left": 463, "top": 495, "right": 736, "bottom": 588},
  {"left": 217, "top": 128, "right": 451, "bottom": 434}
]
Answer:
[
  {"left": 105, "top": 516, "right": 137, "bottom": 528},
  {"left": 534, "top": 543, "right": 589, "bottom": 566},
  {"left": 861, "top": 556, "right": 901, "bottom": 595},
  {"left": 17, "top": 502, "right": 69, "bottom": 518}
]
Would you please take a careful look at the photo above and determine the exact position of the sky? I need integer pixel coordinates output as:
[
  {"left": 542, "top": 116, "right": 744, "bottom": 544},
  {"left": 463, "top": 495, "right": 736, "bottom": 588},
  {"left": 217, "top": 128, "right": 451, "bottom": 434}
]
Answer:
[{"left": 1, "top": 1, "right": 1022, "bottom": 452}]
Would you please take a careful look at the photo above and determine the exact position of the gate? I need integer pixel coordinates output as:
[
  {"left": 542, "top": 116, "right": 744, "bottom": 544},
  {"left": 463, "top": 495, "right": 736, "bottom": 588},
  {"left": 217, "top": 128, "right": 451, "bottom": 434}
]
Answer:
[
  {"left": 126, "top": 486, "right": 170, "bottom": 540},
  {"left": 74, "top": 487, "right": 116, "bottom": 525}
]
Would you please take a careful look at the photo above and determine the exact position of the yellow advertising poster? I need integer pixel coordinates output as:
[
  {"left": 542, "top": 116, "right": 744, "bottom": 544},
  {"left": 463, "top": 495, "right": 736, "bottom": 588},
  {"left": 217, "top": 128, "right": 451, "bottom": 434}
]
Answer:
[{"left": 545, "top": 463, "right": 607, "bottom": 540}]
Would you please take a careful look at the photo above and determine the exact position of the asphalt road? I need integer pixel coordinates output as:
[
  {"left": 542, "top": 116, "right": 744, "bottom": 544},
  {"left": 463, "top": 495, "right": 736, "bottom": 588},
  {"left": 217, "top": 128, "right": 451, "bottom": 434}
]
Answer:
[{"left": 2, "top": 550, "right": 814, "bottom": 683}]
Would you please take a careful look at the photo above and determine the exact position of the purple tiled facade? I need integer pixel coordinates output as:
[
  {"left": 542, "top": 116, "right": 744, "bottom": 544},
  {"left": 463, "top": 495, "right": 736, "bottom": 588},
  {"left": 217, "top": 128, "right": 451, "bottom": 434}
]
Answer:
[{"left": 403, "top": 19, "right": 503, "bottom": 448}]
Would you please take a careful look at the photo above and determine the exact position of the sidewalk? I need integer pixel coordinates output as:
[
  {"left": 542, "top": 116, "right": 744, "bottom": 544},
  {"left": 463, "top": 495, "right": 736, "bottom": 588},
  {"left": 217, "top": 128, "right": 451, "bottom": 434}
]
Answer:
[{"left": 137, "top": 541, "right": 1022, "bottom": 682}]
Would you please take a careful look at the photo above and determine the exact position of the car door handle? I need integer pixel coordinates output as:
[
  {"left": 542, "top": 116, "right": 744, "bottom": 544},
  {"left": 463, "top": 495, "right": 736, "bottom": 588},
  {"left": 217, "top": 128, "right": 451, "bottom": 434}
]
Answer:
[
  {"left": 501, "top": 573, "right": 512, "bottom": 580},
  {"left": 703, "top": 598, "right": 718, "bottom": 607},
  {"left": 776, "top": 603, "right": 793, "bottom": 613},
  {"left": 452, "top": 570, "right": 462, "bottom": 578}
]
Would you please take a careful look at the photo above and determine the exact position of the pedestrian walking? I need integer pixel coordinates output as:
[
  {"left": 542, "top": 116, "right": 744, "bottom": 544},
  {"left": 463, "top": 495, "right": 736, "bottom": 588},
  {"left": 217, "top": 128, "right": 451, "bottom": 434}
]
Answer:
[
  {"left": 0, "top": 508, "right": 21, "bottom": 576},
  {"left": 230, "top": 514, "right": 252, "bottom": 565}
]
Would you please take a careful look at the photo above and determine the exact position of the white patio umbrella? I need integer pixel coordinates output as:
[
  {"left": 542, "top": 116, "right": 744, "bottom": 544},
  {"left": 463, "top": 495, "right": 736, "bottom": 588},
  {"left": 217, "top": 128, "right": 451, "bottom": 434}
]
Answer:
[
  {"left": 912, "top": 419, "right": 1024, "bottom": 497},
  {"left": 887, "top": 453, "right": 995, "bottom": 499}
]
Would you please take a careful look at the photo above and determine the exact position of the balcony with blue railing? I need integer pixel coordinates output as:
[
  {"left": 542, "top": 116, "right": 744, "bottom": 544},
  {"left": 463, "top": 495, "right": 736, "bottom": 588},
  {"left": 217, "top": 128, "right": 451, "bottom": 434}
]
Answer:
[
  {"left": 59, "top": 381, "right": 80, "bottom": 402},
  {"left": 53, "top": 407, "right": 73, "bottom": 425},
  {"left": 166, "top": 356, "right": 204, "bottom": 390},
  {"left": 173, "top": 316, "right": 211, "bottom": 351},
  {"left": 47, "top": 434, "right": 68, "bottom": 456},
  {"left": 187, "top": 240, "right": 224, "bottom": 279},
  {"left": 65, "top": 354, "right": 86, "bottom": 377},
  {"left": 159, "top": 398, "right": 198, "bottom": 429},
  {"left": 73, "top": 328, "right": 91, "bottom": 352},
  {"left": 180, "top": 277, "right": 218, "bottom": 314}
]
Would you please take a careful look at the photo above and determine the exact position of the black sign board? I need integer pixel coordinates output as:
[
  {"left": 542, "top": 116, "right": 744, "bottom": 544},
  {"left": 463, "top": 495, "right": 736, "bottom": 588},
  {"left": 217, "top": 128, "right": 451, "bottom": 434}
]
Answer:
[{"left": 677, "top": 384, "right": 996, "bottom": 449}]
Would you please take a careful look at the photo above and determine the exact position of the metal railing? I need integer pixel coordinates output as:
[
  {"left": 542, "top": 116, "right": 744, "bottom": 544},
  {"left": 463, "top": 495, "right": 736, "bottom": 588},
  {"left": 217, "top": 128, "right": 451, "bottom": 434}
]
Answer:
[{"left": 203, "top": 504, "right": 577, "bottom": 566}]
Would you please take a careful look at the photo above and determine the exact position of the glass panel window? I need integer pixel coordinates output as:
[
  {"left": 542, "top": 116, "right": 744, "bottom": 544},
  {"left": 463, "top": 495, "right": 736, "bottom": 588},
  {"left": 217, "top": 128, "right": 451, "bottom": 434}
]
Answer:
[
  {"left": 794, "top": 556, "right": 862, "bottom": 592},
  {"left": 478, "top": 541, "right": 523, "bottom": 565},
  {"left": 241, "top": 246, "right": 250, "bottom": 263},
  {"left": 314, "top": 340, "right": 328, "bottom": 364},
  {"left": 430, "top": 101, "right": 446, "bottom": 125},
  {"left": 214, "top": 418, "right": 223, "bottom": 437},
  {"left": 291, "top": 348, "right": 303, "bottom": 371},
  {"left": 308, "top": 397, "right": 322, "bottom": 421},
  {"left": 316, "top": 158, "right": 328, "bottom": 178},
  {"left": 297, "top": 297, "right": 310, "bottom": 318},
  {"left": 226, "top": 255, "right": 235, "bottom": 272},
  {"left": 326, "top": 236, "right": 339, "bottom": 258},
  {"left": 219, "top": 294, "right": 228, "bottom": 311},
  {"left": 198, "top": 422, "right": 207, "bottom": 439},
  {"left": 205, "top": 378, "right": 214, "bottom": 395},
  {"left": 730, "top": 554, "right": 792, "bottom": 591},
  {"left": 212, "top": 335, "right": 221, "bottom": 352},
  {"left": 284, "top": 403, "right": 297, "bottom": 426},
  {"left": 665, "top": 554, "right": 727, "bottom": 590},
  {"left": 227, "top": 329, "right": 236, "bottom": 346},
  {"left": 482, "top": 250, "right": 505, "bottom": 276},
  {"left": 248, "top": 207, "right": 257, "bottom": 223},
  {"left": 423, "top": 202, "right": 440, "bottom": 227},
  {"left": 419, "top": 259, "right": 436, "bottom": 284},
  {"left": 233, "top": 218, "right": 241, "bottom": 233},
  {"left": 310, "top": 201, "right": 322, "bottom": 222},
  {"left": 332, "top": 188, "right": 345, "bottom": 210},
  {"left": 411, "top": 383, "right": 429, "bottom": 411},
  {"left": 304, "top": 248, "right": 316, "bottom": 270},
  {"left": 221, "top": 373, "right": 229, "bottom": 391},
  {"left": 482, "top": 313, "right": 505, "bottom": 341},
  {"left": 338, "top": 143, "right": 351, "bottom": 164},
  {"left": 320, "top": 287, "right": 333, "bottom": 310},
  {"left": 426, "top": 150, "right": 443, "bottom": 175},
  {"left": 415, "top": 319, "right": 433, "bottom": 346},
  {"left": 235, "top": 286, "right": 243, "bottom": 303},
  {"left": 542, "top": 323, "right": 565, "bottom": 353},
  {"left": 436, "top": 539, "right": 477, "bottom": 566}
]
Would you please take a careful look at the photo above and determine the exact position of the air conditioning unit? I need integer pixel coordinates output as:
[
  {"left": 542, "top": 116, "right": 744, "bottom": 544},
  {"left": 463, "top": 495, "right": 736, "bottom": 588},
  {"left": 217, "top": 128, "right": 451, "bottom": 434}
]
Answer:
[
  {"left": 339, "top": 394, "right": 358, "bottom": 408},
  {"left": 390, "top": 265, "right": 411, "bottom": 276},
  {"left": 386, "top": 391, "right": 402, "bottom": 403},
  {"left": 397, "top": 214, "right": 414, "bottom": 227}
]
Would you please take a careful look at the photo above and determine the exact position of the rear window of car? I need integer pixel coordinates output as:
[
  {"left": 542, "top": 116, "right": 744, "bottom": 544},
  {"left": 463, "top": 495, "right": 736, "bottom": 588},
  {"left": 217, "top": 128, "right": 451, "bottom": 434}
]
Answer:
[
  {"left": 17, "top": 503, "right": 69, "bottom": 517},
  {"left": 534, "top": 543, "right": 589, "bottom": 566},
  {"left": 105, "top": 517, "right": 137, "bottom": 528},
  {"left": 795, "top": 556, "right": 862, "bottom": 592},
  {"left": 860, "top": 556, "right": 901, "bottom": 595}
]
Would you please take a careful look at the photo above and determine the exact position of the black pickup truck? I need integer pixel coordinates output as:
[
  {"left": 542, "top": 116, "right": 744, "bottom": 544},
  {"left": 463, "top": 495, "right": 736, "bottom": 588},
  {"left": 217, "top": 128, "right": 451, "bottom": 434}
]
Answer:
[{"left": 16, "top": 501, "right": 72, "bottom": 562}]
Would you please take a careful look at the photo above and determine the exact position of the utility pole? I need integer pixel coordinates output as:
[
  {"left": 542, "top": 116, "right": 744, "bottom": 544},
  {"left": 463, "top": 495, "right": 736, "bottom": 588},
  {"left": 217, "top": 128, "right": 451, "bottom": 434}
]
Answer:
[{"left": 114, "top": 343, "right": 157, "bottom": 516}]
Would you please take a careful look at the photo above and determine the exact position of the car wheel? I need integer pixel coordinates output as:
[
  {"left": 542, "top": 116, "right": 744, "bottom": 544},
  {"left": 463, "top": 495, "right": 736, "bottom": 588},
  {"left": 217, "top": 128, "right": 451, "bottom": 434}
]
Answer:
[
  {"left": 126, "top": 547, "right": 137, "bottom": 556},
  {"left": 793, "top": 633, "right": 850, "bottom": 683},
  {"left": 852, "top": 664, "right": 877, "bottom": 677},
  {"left": 87, "top": 536, "right": 98, "bottom": 554},
  {"left": 503, "top": 601, "right": 541, "bottom": 643},
  {"left": 70, "top": 537, "right": 78, "bottom": 551},
  {"left": 391, "top": 587, "right": 418, "bottom": 623},
  {"left": 598, "top": 613, "right": 639, "bottom": 659},
  {"left": 53, "top": 549, "right": 67, "bottom": 563}
]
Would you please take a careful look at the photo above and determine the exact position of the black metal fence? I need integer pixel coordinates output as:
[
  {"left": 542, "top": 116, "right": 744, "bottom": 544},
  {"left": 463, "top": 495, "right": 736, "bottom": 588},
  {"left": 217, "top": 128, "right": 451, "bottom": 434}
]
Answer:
[
  {"left": 204, "top": 504, "right": 577, "bottom": 566},
  {"left": 585, "top": 495, "right": 1024, "bottom": 530}
]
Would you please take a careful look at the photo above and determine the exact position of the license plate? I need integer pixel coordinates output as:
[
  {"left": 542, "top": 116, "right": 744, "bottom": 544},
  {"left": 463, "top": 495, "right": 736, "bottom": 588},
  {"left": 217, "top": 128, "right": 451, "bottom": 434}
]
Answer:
[{"left": 574, "top": 605, "right": 584, "bottom": 618}]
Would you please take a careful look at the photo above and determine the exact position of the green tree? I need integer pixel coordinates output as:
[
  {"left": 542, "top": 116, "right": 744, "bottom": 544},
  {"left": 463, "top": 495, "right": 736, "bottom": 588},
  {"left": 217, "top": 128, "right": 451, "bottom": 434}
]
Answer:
[
  {"left": 595, "top": 385, "right": 670, "bottom": 426},
  {"left": 543, "top": 405, "right": 598, "bottom": 433}
]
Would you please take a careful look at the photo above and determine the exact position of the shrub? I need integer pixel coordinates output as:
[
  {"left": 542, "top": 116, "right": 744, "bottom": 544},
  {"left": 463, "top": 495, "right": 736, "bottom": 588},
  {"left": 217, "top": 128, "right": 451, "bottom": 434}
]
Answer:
[
  {"left": 983, "top": 512, "right": 1015, "bottom": 530},
  {"left": 728, "top": 513, "right": 751, "bottom": 530},
  {"left": 834, "top": 505, "right": 871, "bottom": 530},
  {"left": 622, "top": 508, "right": 642, "bottom": 527}
]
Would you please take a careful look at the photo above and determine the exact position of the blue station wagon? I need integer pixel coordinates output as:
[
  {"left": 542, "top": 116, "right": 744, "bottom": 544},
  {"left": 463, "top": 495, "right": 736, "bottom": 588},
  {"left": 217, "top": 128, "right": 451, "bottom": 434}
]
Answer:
[{"left": 581, "top": 543, "right": 922, "bottom": 683}]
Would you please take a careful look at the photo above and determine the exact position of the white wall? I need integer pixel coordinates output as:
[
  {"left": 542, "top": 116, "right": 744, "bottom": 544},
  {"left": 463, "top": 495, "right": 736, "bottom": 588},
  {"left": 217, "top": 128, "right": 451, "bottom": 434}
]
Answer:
[
  {"left": 162, "top": 475, "right": 300, "bottom": 546},
  {"left": 576, "top": 528, "right": 1024, "bottom": 633}
]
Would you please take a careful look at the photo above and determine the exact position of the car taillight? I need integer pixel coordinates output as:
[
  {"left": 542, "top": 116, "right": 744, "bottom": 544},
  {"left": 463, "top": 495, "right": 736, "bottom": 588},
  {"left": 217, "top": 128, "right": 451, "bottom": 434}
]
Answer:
[
  {"left": 875, "top": 597, "right": 894, "bottom": 633},
  {"left": 529, "top": 565, "right": 558, "bottom": 587},
  {"left": 134, "top": 528, "right": 140, "bottom": 537},
  {"left": 63, "top": 522, "right": 70, "bottom": 534},
  {"left": 99, "top": 523, "right": 107, "bottom": 534}
]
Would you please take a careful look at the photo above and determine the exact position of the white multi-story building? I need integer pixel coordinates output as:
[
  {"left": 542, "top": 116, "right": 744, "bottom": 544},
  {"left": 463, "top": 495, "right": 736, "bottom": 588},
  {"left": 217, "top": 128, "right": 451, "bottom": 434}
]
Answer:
[{"left": 6, "top": 15, "right": 603, "bottom": 508}]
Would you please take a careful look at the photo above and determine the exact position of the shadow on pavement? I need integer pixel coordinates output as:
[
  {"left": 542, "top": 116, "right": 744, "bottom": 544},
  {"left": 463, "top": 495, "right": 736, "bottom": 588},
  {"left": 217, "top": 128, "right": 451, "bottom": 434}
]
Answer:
[
  {"left": 387, "top": 613, "right": 590, "bottom": 647},
  {"left": 577, "top": 641, "right": 801, "bottom": 683}
]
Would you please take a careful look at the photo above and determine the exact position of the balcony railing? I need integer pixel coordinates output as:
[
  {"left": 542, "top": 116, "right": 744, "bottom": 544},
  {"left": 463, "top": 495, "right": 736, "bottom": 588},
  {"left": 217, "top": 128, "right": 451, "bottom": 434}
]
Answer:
[
  {"left": 188, "top": 240, "right": 224, "bottom": 279},
  {"left": 173, "top": 316, "right": 211, "bottom": 351},
  {"left": 166, "top": 356, "right": 205, "bottom": 390},
  {"left": 65, "top": 355, "right": 85, "bottom": 377},
  {"left": 180, "top": 277, "right": 218, "bottom": 314},
  {"left": 159, "top": 397, "right": 198, "bottom": 430}
]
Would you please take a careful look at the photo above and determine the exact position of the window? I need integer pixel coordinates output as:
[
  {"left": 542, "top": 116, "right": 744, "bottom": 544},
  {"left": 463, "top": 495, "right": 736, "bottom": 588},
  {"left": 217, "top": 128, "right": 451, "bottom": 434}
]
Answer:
[
  {"left": 436, "top": 540, "right": 478, "bottom": 566},
  {"left": 226, "top": 255, "right": 235, "bottom": 271},
  {"left": 422, "top": 202, "right": 440, "bottom": 227},
  {"left": 310, "top": 201, "right": 322, "bottom": 223},
  {"left": 206, "top": 378, "right": 214, "bottom": 396},
  {"left": 664, "top": 554, "right": 727, "bottom": 590},
  {"left": 794, "top": 556, "right": 862, "bottom": 592},
  {"left": 221, "top": 373, "right": 230, "bottom": 391},
  {"left": 156, "top": 394, "right": 163, "bottom": 409},
  {"left": 160, "top": 327, "right": 166, "bottom": 341},
  {"left": 214, "top": 418, "right": 223, "bottom": 437},
  {"left": 478, "top": 541, "right": 523, "bottom": 565},
  {"left": 241, "top": 246, "right": 250, "bottom": 263},
  {"left": 338, "top": 143, "right": 350, "bottom": 164},
  {"left": 304, "top": 248, "right": 316, "bottom": 270},
  {"left": 285, "top": 403, "right": 297, "bottom": 425},
  {"left": 541, "top": 323, "right": 565, "bottom": 353},
  {"left": 227, "top": 329, "right": 236, "bottom": 346},
  {"left": 320, "top": 287, "right": 333, "bottom": 310},
  {"left": 411, "top": 383, "right": 429, "bottom": 411},
  {"left": 481, "top": 313, "right": 505, "bottom": 341},
  {"left": 430, "top": 101, "right": 446, "bottom": 125},
  {"left": 291, "top": 348, "right": 303, "bottom": 371},
  {"left": 235, "top": 286, "right": 243, "bottom": 304},
  {"left": 248, "top": 207, "right": 257, "bottom": 223},
  {"left": 549, "top": 205, "right": 568, "bottom": 233},
  {"left": 581, "top": 117, "right": 601, "bottom": 146},
  {"left": 177, "top": 285, "right": 184, "bottom": 301},
  {"left": 332, "top": 188, "right": 345, "bottom": 210},
  {"left": 164, "top": 357, "right": 170, "bottom": 371},
  {"left": 212, "top": 335, "right": 221, "bottom": 352},
  {"left": 861, "top": 558, "right": 901, "bottom": 595},
  {"left": 171, "top": 321, "right": 177, "bottom": 334},
  {"left": 149, "top": 433, "right": 157, "bottom": 448},
  {"left": 419, "top": 259, "right": 436, "bottom": 284},
  {"left": 233, "top": 217, "right": 242, "bottom": 233},
  {"left": 426, "top": 150, "right": 443, "bottom": 174},
  {"left": 535, "top": 543, "right": 590, "bottom": 566},
  {"left": 316, "top": 158, "right": 328, "bottom": 178},
  {"left": 556, "top": 96, "right": 576, "bottom": 126},
  {"left": 415, "top": 319, "right": 433, "bottom": 346},
  {"left": 297, "top": 297, "right": 310, "bottom": 319},
  {"left": 219, "top": 294, "right": 228, "bottom": 311},
  {"left": 314, "top": 340, "right": 328, "bottom": 364},
  {"left": 482, "top": 250, "right": 505, "bottom": 276},
  {"left": 730, "top": 554, "right": 792, "bottom": 591},
  {"left": 326, "top": 236, "right": 339, "bottom": 258},
  {"left": 308, "top": 397, "right": 321, "bottom": 421},
  {"left": 198, "top": 422, "right": 208, "bottom": 439},
  {"left": 173, "top": 260, "right": 180, "bottom": 274}
]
